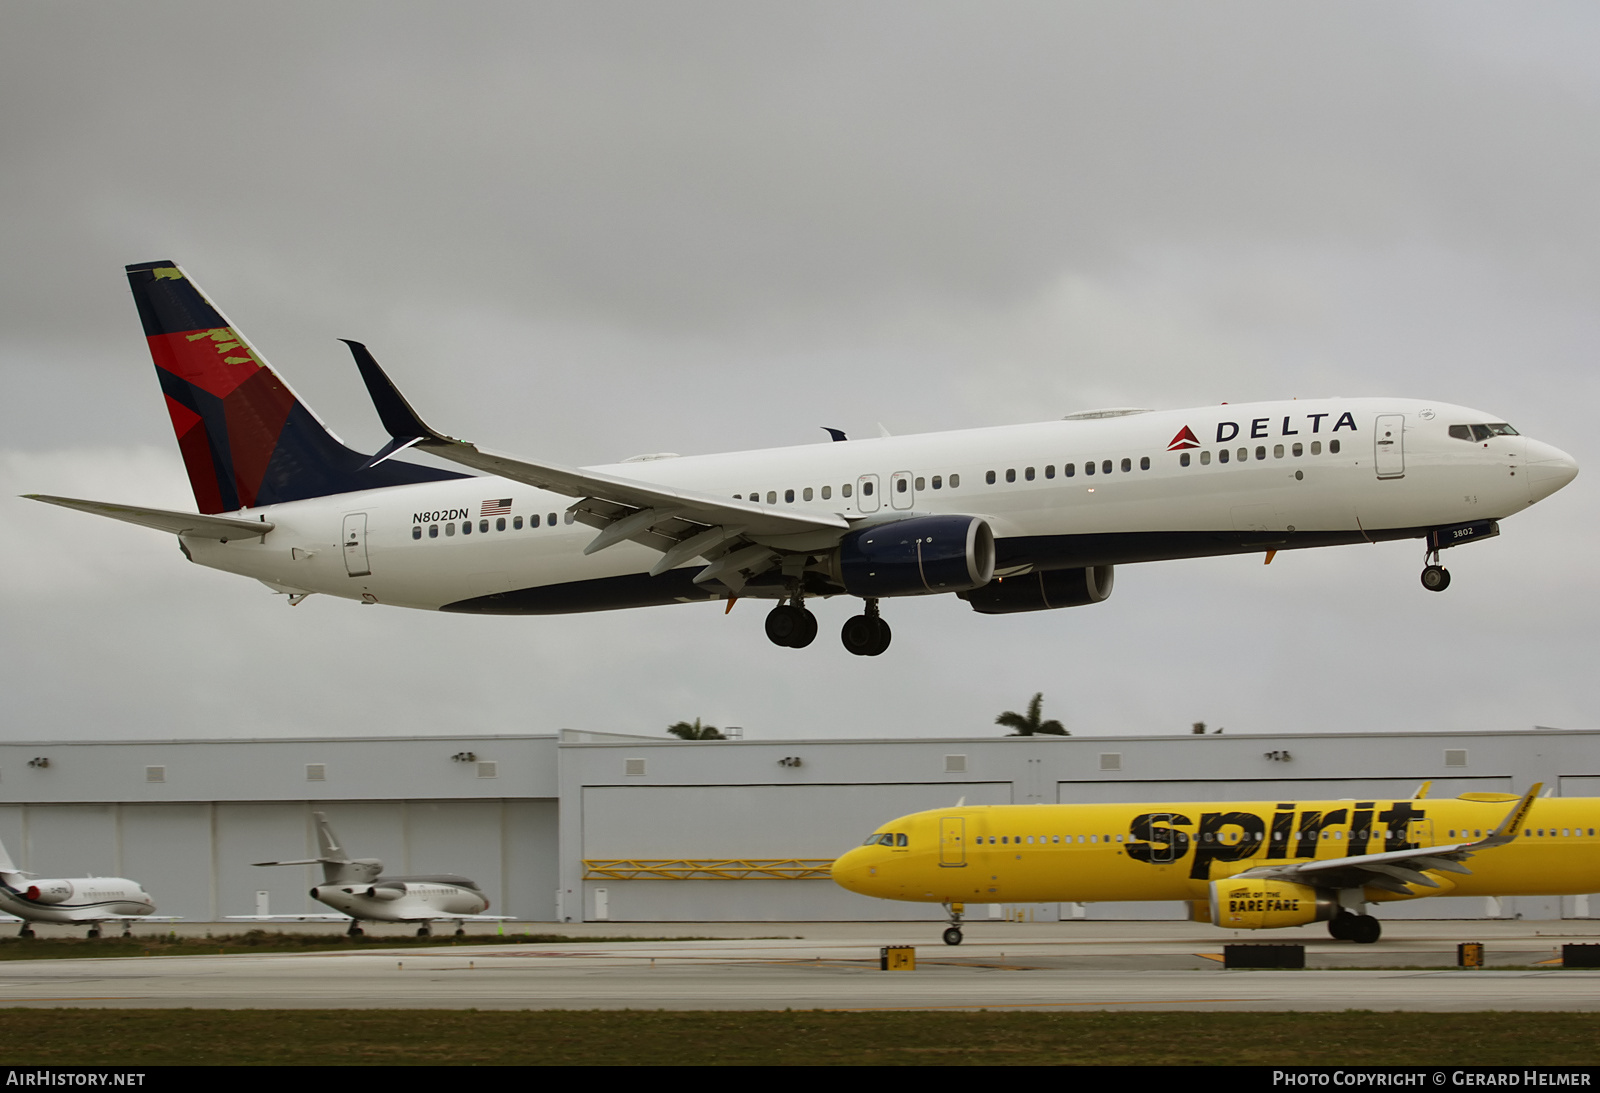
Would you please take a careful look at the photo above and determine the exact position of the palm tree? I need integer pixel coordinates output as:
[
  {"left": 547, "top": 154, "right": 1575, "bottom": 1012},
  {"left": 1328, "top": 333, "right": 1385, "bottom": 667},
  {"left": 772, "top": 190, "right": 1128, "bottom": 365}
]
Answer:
[
  {"left": 667, "top": 718, "right": 725, "bottom": 740},
  {"left": 995, "top": 693, "right": 1067, "bottom": 736}
]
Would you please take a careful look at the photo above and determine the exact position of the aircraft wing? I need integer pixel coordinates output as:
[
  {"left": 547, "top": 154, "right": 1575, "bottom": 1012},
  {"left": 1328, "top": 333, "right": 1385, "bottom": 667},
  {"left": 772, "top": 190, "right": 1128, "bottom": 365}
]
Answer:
[
  {"left": 1237, "top": 783, "right": 1541, "bottom": 895},
  {"left": 25, "top": 495, "right": 274, "bottom": 541},
  {"left": 345, "top": 341, "right": 847, "bottom": 586}
]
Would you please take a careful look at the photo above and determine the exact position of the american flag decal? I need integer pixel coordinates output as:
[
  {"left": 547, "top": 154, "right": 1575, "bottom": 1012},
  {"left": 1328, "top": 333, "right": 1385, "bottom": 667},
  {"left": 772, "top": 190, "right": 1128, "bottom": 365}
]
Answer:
[{"left": 480, "top": 498, "right": 513, "bottom": 516}]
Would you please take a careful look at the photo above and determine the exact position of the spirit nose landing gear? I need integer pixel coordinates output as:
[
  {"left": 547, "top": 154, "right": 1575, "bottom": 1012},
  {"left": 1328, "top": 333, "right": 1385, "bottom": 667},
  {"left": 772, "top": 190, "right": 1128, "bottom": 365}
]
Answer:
[
  {"left": 841, "top": 598, "right": 891, "bottom": 656},
  {"left": 941, "top": 902, "right": 965, "bottom": 945}
]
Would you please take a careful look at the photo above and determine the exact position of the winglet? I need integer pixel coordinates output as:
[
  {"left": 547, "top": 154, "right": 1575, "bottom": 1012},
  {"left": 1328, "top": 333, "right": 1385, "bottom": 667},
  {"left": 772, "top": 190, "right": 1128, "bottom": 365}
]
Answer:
[
  {"left": 822, "top": 427, "right": 847, "bottom": 442},
  {"left": 1478, "top": 783, "right": 1542, "bottom": 849},
  {"left": 342, "top": 340, "right": 450, "bottom": 451},
  {"left": 1412, "top": 780, "right": 1432, "bottom": 800}
]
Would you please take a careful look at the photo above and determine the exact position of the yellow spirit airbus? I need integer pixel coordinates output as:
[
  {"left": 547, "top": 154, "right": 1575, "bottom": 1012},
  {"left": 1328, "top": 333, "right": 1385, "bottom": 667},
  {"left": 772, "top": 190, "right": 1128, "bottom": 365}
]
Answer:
[
  {"left": 26, "top": 262, "right": 1578, "bottom": 655},
  {"left": 831, "top": 784, "right": 1590, "bottom": 945}
]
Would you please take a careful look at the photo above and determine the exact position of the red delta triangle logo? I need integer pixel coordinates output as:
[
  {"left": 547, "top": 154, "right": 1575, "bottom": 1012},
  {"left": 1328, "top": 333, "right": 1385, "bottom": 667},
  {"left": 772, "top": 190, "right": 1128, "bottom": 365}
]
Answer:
[{"left": 1167, "top": 426, "right": 1201, "bottom": 451}]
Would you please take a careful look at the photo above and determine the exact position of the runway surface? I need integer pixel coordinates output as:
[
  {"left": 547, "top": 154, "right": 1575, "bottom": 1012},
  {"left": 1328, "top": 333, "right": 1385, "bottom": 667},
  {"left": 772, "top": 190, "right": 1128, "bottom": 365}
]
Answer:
[{"left": 4, "top": 921, "right": 1599, "bottom": 1012}]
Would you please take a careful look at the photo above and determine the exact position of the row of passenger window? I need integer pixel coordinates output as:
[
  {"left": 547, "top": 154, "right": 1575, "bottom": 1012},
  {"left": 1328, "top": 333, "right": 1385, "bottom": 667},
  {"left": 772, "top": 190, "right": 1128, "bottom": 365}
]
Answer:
[
  {"left": 736, "top": 474, "right": 968, "bottom": 505},
  {"left": 977, "top": 826, "right": 1422, "bottom": 847},
  {"left": 412, "top": 513, "right": 572, "bottom": 539},
  {"left": 1178, "top": 439, "right": 1341, "bottom": 467},
  {"left": 734, "top": 454, "right": 1165, "bottom": 506},
  {"left": 986, "top": 457, "right": 1152, "bottom": 485}
]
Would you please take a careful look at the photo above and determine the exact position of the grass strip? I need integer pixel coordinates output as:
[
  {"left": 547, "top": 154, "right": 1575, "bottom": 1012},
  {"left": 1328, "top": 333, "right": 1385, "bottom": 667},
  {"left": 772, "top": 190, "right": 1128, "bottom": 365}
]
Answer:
[{"left": 0, "top": 1010, "right": 1595, "bottom": 1066}]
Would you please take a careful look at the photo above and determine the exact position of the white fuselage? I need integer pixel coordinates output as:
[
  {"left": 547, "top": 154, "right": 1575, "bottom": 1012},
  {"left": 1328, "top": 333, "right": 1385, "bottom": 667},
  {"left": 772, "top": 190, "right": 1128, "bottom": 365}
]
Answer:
[
  {"left": 309, "top": 878, "right": 490, "bottom": 923},
  {"left": 181, "top": 398, "right": 1576, "bottom": 612},
  {"left": 0, "top": 874, "right": 155, "bottom": 923}
]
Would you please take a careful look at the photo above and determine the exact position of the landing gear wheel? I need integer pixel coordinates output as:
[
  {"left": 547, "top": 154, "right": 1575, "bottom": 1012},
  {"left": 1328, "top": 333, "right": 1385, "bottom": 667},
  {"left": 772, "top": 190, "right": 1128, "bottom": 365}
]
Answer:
[
  {"left": 416, "top": 924, "right": 433, "bottom": 938},
  {"left": 347, "top": 923, "right": 365, "bottom": 937},
  {"left": 942, "top": 927, "right": 964, "bottom": 946},
  {"left": 1328, "top": 913, "right": 1356, "bottom": 941},
  {"left": 455, "top": 925, "right": 467, "bottom": 938},
  {"left": 86, "top": 925, "right": 101, "bottom": 939},
  {"left": 1421, "top": 565, "right": 1451, "bottom": 592},
  {"left": 1350, "top": 915, "right": 1381, "bottom": 944},
  {"left": 765, "top": 604, "right": 807, "bottom": 647},
  {"left": 841, "top": 615, "right": 892, "bottom": 656},
  {"left": 17, "top": 926, "right": 33, "bottom": 939},
  {"left": 791, "top": 607, "right": 818, "bottom": 648}
]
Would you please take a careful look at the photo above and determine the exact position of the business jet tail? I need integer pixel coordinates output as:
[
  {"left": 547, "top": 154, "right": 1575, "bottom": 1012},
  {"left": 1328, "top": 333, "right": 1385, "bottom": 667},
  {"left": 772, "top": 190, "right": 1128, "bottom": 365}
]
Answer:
[{"left": 125, "top": 261, "right": 465, "bottom": 514}]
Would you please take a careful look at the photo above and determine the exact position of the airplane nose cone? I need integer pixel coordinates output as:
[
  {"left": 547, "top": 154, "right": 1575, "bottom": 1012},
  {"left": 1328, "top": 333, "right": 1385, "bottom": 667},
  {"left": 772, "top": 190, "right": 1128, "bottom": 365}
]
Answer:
[
  {"left": 1526, "top": 440, "right": 1579, "bottom": 503},
  {"left": 830, "top": 847, "right": 876, "bottom": 895}
]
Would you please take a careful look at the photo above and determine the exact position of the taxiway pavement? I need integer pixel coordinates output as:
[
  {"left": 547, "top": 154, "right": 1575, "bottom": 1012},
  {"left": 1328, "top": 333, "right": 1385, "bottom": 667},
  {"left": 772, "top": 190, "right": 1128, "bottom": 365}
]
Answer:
[{"left": 2, "top": 921, "right": 1598, "bottom": 1011}]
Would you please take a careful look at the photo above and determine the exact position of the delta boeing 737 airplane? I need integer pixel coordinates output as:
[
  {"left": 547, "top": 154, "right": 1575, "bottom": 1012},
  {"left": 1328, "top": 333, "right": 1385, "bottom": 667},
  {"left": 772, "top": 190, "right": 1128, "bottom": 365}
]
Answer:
[{"left": 26, "top": 262, "right": 1579, "bottom": 655}]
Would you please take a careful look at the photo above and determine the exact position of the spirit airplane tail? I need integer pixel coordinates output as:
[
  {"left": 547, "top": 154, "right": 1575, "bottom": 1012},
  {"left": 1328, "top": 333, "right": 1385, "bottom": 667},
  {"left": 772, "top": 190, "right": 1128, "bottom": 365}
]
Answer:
[{"left": 125, "top": 261, "right": 463, "bottom": 514}]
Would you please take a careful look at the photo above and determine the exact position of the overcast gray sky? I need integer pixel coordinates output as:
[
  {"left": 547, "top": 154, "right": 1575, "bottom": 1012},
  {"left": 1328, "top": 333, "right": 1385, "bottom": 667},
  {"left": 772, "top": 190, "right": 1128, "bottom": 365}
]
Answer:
[{"left": 3, "top": 1, "right": 1597, "bottom": 743}]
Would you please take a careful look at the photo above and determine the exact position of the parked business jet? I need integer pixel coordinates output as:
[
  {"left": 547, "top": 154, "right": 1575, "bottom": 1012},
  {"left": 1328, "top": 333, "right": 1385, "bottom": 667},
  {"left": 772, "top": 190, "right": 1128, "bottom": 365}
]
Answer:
[
  {"left": 231, "top": 812, "right": 509, "bottom": 936},
  {"left": 0, "top": 837, "right": 166, "bottom": 938},
  {"left": 831, "top": 783, "right": 1587, "bottom": 945},
  {"left": 26, "top": 262, "right": 1579, "bottom": 655}
]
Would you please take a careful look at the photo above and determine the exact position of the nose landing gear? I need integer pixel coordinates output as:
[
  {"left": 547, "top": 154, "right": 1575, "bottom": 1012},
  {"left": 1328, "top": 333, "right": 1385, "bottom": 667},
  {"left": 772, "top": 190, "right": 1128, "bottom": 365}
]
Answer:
[
  {"left": 1421, "top": 547, "right": 1451, "bottom": 592},
  {"left": 941, "top": 902, "right": 964, "bottom": 945}
]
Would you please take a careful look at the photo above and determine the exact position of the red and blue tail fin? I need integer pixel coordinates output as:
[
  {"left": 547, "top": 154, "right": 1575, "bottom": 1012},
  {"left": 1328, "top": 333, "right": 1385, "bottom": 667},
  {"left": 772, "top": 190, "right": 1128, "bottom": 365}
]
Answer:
[{"left": 126, "top": 261, "right": 465, "bottom": 514}]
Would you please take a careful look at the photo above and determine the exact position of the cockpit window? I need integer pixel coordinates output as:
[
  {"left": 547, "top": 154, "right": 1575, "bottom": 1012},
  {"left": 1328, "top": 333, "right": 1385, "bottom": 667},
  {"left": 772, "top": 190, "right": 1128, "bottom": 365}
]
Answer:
[
  {"left": 1452, "top": 423, "right": 1520, "bottom": 442},
  {"left": 862, "top": 833, "right": 902, "bottom": 847}
]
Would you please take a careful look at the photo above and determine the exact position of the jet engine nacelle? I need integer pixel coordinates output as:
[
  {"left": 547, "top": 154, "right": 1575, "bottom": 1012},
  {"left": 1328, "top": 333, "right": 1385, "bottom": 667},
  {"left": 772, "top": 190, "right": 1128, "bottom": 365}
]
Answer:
[
  {"left": 362, "top": 884, "right": 407, "bottom": 901},
  {"left": 24, "top": 882, "right": 74, "bottom": 904},
  {"left": 834, "top": 516, "right": 995, "bottom": 597},
  {"left": 959, "top": 565, "right": 1114, "bottom": 614},
  {"left": 1209, "top": 879, "right": 1337, "bottom": 930}
]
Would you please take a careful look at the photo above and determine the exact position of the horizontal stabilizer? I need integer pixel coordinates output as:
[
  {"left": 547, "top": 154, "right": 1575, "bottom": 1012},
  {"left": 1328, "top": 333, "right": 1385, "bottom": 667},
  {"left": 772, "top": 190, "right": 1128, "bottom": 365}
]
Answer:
[
  {"left": 251, "top": 858, "right": 348, "bottom": 868},
  {"left": 25, "top": 495, "right": 273, "bottom": 541}
]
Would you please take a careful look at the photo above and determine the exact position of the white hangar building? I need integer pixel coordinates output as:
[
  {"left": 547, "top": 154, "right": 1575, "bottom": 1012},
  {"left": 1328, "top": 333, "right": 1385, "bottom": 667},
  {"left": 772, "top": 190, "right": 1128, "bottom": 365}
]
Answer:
[{"left": 0, "top": 727, "right": 1594, "bottom": 925}]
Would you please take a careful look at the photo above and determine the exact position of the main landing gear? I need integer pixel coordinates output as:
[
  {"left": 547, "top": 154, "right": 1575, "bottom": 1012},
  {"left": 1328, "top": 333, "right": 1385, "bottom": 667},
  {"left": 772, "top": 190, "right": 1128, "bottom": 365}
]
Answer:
[
  {"left": 840, "top": 599, "right": 891, "bottom": 657},
  {"left": 346, "top": 921, "right": 365, "bottom": 937},
  {"left": 1421, "top": 547, "right": 1451, "bottom": 592},
  {"left": 765, "top": 594, "right": 892, "bottom": 656},
  {"left": 1328, "top": 912, "right": 1381, "bottom": 944},
  {"left": 765, "top": 601, "right": 818, "bottom": 648},
  {"left": 416, "top": 922, "right": 433, "bottom": 938},
  {"left": 16, "top": 925, "right": 34, "bottom": 939}
]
